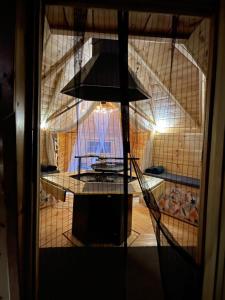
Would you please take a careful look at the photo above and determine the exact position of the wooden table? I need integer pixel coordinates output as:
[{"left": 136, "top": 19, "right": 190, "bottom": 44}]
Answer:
[
  {"left": 41, "top": 171, "right": 164, "bottom": 245},
  {"left": 41, "top": 171, "right": 164, "bottom": 196}
]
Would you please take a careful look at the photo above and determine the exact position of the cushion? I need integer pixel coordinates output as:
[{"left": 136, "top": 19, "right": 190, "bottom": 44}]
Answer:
[{"left": 145, "top": 166, "right": 165, "bottom": 174}]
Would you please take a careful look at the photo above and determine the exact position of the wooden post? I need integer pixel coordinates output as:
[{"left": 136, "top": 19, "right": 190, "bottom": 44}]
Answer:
[
  {"left": 118, "top": 9, "right": 129, "bottom": 250},
  {"left": 201, "top": 0, "right": 225, "bottom": 298}
]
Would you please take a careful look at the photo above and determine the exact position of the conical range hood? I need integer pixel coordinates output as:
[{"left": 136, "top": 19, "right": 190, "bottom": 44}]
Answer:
[{"left": 61, "top": 38, "right": 149, "bottom": 102}]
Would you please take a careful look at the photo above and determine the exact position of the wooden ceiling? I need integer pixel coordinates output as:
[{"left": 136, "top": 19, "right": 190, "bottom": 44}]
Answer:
[
  {"left": 46, "top": 6, "right": 204, "bottom": 39},
  {"left": 41, "top": 6, "right": 210, "bottom": 133}
]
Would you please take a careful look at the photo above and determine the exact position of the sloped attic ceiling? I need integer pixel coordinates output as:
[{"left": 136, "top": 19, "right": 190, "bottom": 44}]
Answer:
[
  {"left": 46, "top": 6, "right": 204, "bottom": 40},
  {"left": 41, "top": 7, "right": 209, "bottom": 133}
]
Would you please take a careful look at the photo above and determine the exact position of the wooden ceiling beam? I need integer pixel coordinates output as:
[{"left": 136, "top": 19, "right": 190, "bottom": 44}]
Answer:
[
  {"left": 175, "top": 44, "right": 200, "bottom": 69},
  {"left": 128, "top": 42, "right": 200, "bottom": 128},
  {"left": 129, "top": 103, "right": 156, "bottom": 128},
  {"left": 184, "top": 19, "right": 210, "bottom": 75},
  {"left": 43, "top": 0, "right": 215, "bottom": 17},
  {"left": 42, "top": 36, "right": 88, "bottom": 85},
  {"left": 49, "top": 25, "right": 191, "bottom": 40},
  {"left": 45, "top": 67, "right": 67, "bottom": 122},
  {"left": 175, "top": 42, "right": 205, "bottom": 127},
  {"left": 46, "top": 99, "right": 83, "bottom": 122}
]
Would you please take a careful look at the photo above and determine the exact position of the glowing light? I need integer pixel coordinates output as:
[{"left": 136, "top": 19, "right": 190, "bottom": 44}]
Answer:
[
  {"left": 41, "top": 120, "right": 48, "bottom": 130},
  {"left": 155, "top": 120, "right": 168, "bottom": 133},
  {"left": 95, "top": 102, "right": 117, "bottom": 114}
]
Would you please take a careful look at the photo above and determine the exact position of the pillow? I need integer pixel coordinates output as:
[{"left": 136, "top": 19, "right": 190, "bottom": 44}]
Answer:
[
  {"left": 41, "top": 165, "right": 57, "bottom": 172},
  {"left": 145, "top": 166, "right": 165, "bottom": 174}
]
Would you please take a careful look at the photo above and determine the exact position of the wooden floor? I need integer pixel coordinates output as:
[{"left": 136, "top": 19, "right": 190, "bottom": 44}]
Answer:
[{"left": 39, "top": 193, "right": 197, "bottom": 250}]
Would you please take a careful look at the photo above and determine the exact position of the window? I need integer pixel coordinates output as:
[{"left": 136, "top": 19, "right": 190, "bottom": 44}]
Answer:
[
  {"left": 87, "top": 140, "right": 112, "bottom": 154},
  {"left": 102, "top": 141, "right": 111, "bottom": 154},
  {"left": 87, "top": 141, "right": 99, "bottom": 153}
]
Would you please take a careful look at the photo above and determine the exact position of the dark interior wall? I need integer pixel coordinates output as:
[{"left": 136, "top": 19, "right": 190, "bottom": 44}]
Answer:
[
  {"left": 0, "top": 0, "right": 42, "bottom": 299},
  {"left": 201, "top": 0, "right": 225, "bottom": 298},
  {"left": 15, "top": 0, "right": 43, "bottom": 299},
  {"left": 0, "top": 2, "right": 20, "bottom": 299}
]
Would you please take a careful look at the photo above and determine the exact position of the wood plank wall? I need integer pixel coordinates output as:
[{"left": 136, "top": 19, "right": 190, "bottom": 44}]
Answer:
[
  {"left": 130, "top": 127, "right": 153, "bottom": 171},
  {"left": 152, "top": 132, "right": 203, "bottom": 178},
  {"left": 40, "top": 130, "right": 48, "bottom": 165},
  {"left": 57, "top": 131, "right": 77, "bottom": 171}
]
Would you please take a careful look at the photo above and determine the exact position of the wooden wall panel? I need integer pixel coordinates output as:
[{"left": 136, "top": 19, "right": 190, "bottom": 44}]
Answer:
[
  {"left": 57, "top": 131, "right": 77, "bottom": 171},
  {"left": 130, "top": 127, "right": 153, "bottom": 171},
  {"left": 152, "top": 132, "right": 203, "bottom": 178},
  {"left": 131, "top": 40, "right": 201, "bottom": 126},
  {"left": 40, "top": 130, "right": 48, "bottom": 165},
  {"left": 185, "top": 18, "right": 210, "bottom": 75}
]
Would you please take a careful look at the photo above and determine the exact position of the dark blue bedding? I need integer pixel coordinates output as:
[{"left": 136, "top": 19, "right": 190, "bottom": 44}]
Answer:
[{"left": 144, "top": 171, "right": 200, "bottom": 188}]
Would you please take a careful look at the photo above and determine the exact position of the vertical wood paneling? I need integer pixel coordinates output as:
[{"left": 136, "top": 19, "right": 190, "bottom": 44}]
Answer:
[
  {"left": 40, "top": 130, "right": 48, "bottom": 165},
  {"left": 130, "top": 127, "right": 153, "bottom": 170},
  {"left": 57, "top": 131, "right": 77, "bottom": 171},
  {"left": 152, "top": 132, "right": 203, "bottom": 178}
]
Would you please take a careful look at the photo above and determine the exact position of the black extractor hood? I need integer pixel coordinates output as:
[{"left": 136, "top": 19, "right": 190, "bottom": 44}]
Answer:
[{"left": 61, "top": 38, "right": 149, "bottom": 102}]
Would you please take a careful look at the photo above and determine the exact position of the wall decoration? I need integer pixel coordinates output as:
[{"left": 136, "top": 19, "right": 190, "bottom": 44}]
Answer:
[{"left": 157, "top": 184, "right": 199, "bottom": 225}]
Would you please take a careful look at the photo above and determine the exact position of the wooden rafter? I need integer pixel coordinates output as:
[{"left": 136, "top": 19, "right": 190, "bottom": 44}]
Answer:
[
  {"left": 42, "top": 37, "right": 88, "bottom": 85},
  {"left": 50, "top": 25, "right": 191, "bottom": 40},
  {"left": 46, "top": 97, "right": 78, "bottom": 122},
  {"left": 175, "top": 43, "right": 205, "bottom": 127},
  {"left": 175, "top": 44, "right": 200, "bottom": 69},
  {"left": 45, "top": 68, "right": 67, "bottom": 122},
  {"left": 128, "top": 59, "right": 155, "bottom": 122},
  {"left": 129, "top": 103, "right": 156, "bottom": 128},
  {"left": 47, "top": 100, "right": 83, "bottom": 122},
  {"left": 128, "top": 42, "right": 199, "bottom": 129},
  {"left": 184, "top": 19, "right": 209, "bottom": 75}
]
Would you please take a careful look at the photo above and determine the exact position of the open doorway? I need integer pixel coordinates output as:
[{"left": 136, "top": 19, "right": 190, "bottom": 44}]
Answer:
[{"left": 38, "top": 5, "right": 211, "bottom": 300}]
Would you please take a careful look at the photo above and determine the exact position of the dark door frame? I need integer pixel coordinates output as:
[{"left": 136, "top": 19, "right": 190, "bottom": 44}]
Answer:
[{"left": 6, "top": 0, "right": 223, "bottom": 299}]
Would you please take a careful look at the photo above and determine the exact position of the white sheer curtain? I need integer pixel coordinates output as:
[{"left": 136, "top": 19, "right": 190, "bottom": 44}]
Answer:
[
  {"left": 68, "top": 107, "right": 124, "bottom": 172},
  {"left": 92, "top": 111, "right": 110, "bottom": 154},
  {"left": 68, "top": 109, "right": 112, "bottom": 172}
]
